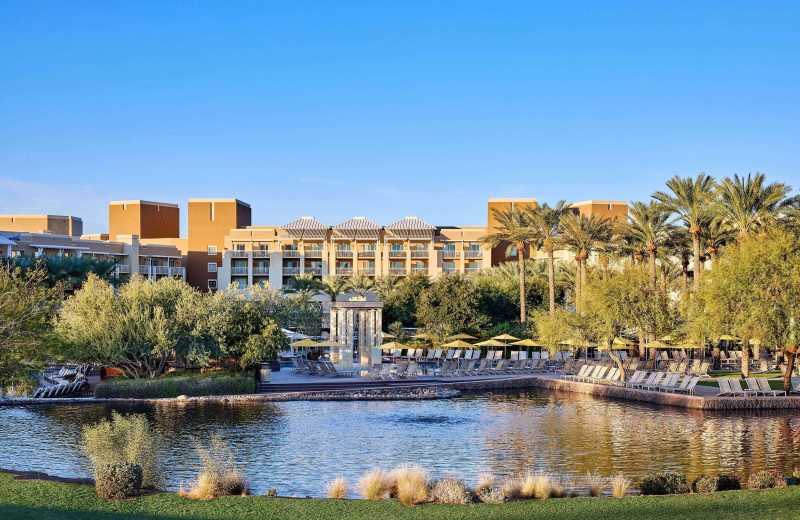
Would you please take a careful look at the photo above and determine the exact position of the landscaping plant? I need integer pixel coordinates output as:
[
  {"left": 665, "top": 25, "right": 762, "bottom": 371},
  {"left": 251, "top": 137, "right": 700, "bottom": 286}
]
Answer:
[
  {"left": 184, "top": 435, "right": 248, "bottom": 499},
  {"left": 692, "top": 475, "right": 718, "bottom": 494},
  {"left": 639, "top": 471, "right": 689, "bottom": 495},
  {"left": 747, "top": 470, "right": 787, "bottom": 490},
  {"left": 94, "top": 462, "right": 143, "bottom": 500},
  {"left": 716, "top": 473, "right": 742, "bottom": 491},
  {"left": 430, "top": 478, "right": 472, "bottom": 504},
  {"left": 324, "top": 477, "right": 348, "bottom": 500}
]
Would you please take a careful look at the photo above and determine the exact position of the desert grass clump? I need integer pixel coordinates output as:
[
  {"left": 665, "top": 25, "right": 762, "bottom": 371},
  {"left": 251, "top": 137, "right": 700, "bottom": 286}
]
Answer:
[
  {"left": 474, "top": 472, "right": 496, "bottom": 495},
  {"left": 325, "top": 477, "right": 349, "bottom": 500},
  {"left": 430, "top": 478, "right": 472, "bottom": 504},
  {"left": 185, "top": 435, "right": 248, "bottom": 500},
  {"left": 478, "top": 487, "right": 506, "bottom": 504},
  {"left": 564, "top": 477, "right": 580, "bottom": 497},
  {"left": 357, "top": 469, "right": 391, "bottom": 501},
  {"left": 500, "top": 478, "right": 522, "bottom": 499},
  {"left": 611, "top": 473, "right": 631, "bottom": 498},
  {"left": 389, "top": 465, "right": 430, "bottom": 506},
  {"left": 549, "top": 476, "right": 566, "bottom": 498},
  {"left": 586, "top": 472, "right": 604, "bottom": 497},
  {"left": 520, "top": 471, "right": 552, "bottom": 499}
]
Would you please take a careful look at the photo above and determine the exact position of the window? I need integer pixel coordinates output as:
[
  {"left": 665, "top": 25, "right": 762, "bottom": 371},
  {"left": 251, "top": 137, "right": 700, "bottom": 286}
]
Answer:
[
  {"left": 443, "top": 261, "right": 456, "bottom": 270},
  {"left": 233, "top": 243, "right": 245, "bottom": 251},
  {"left": 390, "top": 243, "right": 403, "bottom": 251},
  {"left": 208, "top": 262, "right": 218, "bottom": 272},
  {"left": 284, "top": 244, "right": 298, "bottom": 251},
  {"left": 208, "top": 279, "right": 218, "bottom": 290},
  {"left": 413, "top": 244, "right": 427, "bottom": 251},
  {"left": 361, "top": 260, "right": 375, "bottom": 269},
  {"left": 336, "top": 243, "right": 351, "bottom": 251},
  {"left": 509, "top": 245, "right": 518, "bottom": 256},
  {"left": 363, "top": 244, "right": 376, "bottom": 251},
  {"left": 308, "top": 243, "right": 323, "bottom": 251},
  {"left": 390, "top": 261, "right": 404, "bottom": 269},
  {"left": 469, "top": 244, "right": 481, "bottom": 252},
  {"left": 257, "top": 243, "right": 270, "bottom": 251},
  {"left": 608, "top": 204, "right": 612, "bottom": 210},
  {"left": 207, "top": 245, "right": 217, "bottom": 255},
  {"left": 443, "top": 243, "right": 456, "bottom": 251},
  {"left": 337, "top": 261, "right": 351, "bottom": 268}
]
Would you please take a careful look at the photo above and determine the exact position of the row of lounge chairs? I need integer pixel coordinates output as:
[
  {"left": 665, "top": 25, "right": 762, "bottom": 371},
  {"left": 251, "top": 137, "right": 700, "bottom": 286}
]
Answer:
[
  {"left": 386, "top": 348, "right": 573, "bottom": 364},
  {"left": 33, "top": 380, "right": 88, "bottom": 398},
  {"left": 435, "top": 358, "right": 550, "bottom": 377},
  {"left": 365, "top": 362, "right": 423, "bottom": 380},
  {"left": 717, "top": 377, "right": 786, "bottom": 397},
  {"left": 291, "top": 359, "right": 354, "bottom": 377},
  {"left": 563, "top": 365, "right": 701, "bottom": 395}
]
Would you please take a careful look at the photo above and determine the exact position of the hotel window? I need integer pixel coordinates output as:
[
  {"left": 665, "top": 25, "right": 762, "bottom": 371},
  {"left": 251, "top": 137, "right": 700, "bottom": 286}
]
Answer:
[
  {"left": 336, "top": 243, "right": 351, "bottom": 251},
  {"left": 232, "top": 260, "right": 246, "bottom": 269},
  {"left": 390, "top": 261, "right": 404, "bottom": 269},
  {"left": 361, "top": 261, "right": 375, "bottom": 269},
  {"left": 337, "top": 261, "right": 352, "bottom": 268},
  {"left": 468, "top": 261, "right": 480, "bottom": 269},
  {"left": 509, "top": 245, "right": 518, "bottom": 256},
  {"left": 208, "top": 262, "right": 218, "bottom": 272},
  {"left": 469, "top": 244, "right": 481, "bottom": 252},
  {"left": 412, "top": 244, "right": 427, "bottom": 250},
  {"left": 307, "top": 243, "right": 323, "bottom": 251},
  {"left": 208, "top": 279, "right": 218, "bottom": 290},
  {"left": 390, "top": 243, "right": 404, "bottom": 251},
  {"left": 284, "top": 244, "right": 298, "bottom": 251},
  {"left": 443, "top": 261, "right": 456, "bottom": 270},
  {"left": 363, "top": 243, "right": 376, "bottom": 251},
  {"left": 233, "top": 243, "right": 245, "bottom": 251},
  {"left": 257, "top": 243, "right": 270, "bottom": 251},
  {"left": 308, "top": 261, "right": 323, "bottom": 269},
  {"left": 284, "top": 260, "right": 299, "bottom": 267},
  {"left": 442, "top": 243, "right": 456, "bottom": 252},
  {"left": 412, "top": 261, "right": 425, "bottom": 268},
  {"left": 207, "top": 245, "right": 217, "bottom": 255}
]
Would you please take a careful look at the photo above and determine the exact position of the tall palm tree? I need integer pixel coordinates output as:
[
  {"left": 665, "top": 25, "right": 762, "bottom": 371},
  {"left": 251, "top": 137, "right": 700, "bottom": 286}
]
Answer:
[
  {"left": 622, "top": 201, "right": 677, "bottom": 292},
  {"left": 701, "top": 217, "right": 733, "bottom": 264},
  {"left": 347, "top": 273, "right": 374, "bottom": 298},
  {"left": 671, "top": 235, "right": 692, "bottom": 298},
  {"left": 480, "top": 206, "right": 538, "bottom": 327},
  {"left": 284, "top": 273, "right": 321, "bottom": 302},
  {"left": 320, "top": 275, "right": 348, "bottom": 302},
  {"left": 528, "top": 200, "right": 568, "bottom": 315},
  {"left": 373, "top": 275, "right": 401, "bottom": 301},
  {"left": 714, "top": 172, "right": 792, "bottom": 240},
  {"left": 653, "top": 173, "right": 716, "bottom": 292},
  {"left": 559, "top": 212, "right": 613, "bottom": 312}
]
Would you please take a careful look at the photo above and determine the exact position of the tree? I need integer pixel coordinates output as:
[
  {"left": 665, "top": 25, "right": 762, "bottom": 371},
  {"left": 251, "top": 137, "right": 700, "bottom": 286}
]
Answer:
[
  {"left": 283, "top": 273, "right": 321, "bottom": 302},
  {"left": 320, "top": 275, "right": 348, "bottom": 302},
  {"left": 0, "top": 265, "right": 60, "bottom": 392},
  {"left": 380, "top": 272, "right": 431, "bottom": 327},
  {"left": 471, "top": 259, "right": 548, "bottom": 326},
  {"left": 653, "top": 173, "right": 716, "bottom": 293},
  {"left": 531, "top": 308, "right": 573, "bottom": 357},
  {"left": 528, "top": 200, "right": 568, "bottom": 315},
  {"left": 416, "top": 274, "right": 490, "bottom": 334},
  {"left": 373, "top": 275, "right": 400, "bottom": 301},
  {"left": 714, "top": 172, "right": 792, "bottom": 241},
  {"left": 1, "top": 255, "right": 117, "bottom": 291},
  {"left": 559, "top": 212, "right": 613, "bottom": 312},
  {"left": 693, "top": 229, "right": 800, "bottom": 388},
  {"left": 347, "top": 273, "right": 374, "bottom": 298},
  {"left": 480, "top": 206, "right": 538, "bottom": 328},
  {"left": 620, "top": 201, "right": 677, "bottom": 293}
]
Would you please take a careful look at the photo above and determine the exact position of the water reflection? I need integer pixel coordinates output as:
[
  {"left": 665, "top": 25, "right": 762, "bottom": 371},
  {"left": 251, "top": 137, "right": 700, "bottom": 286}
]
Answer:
[{"left": 1, "top": 390, "right": 798, "bottom": 497}]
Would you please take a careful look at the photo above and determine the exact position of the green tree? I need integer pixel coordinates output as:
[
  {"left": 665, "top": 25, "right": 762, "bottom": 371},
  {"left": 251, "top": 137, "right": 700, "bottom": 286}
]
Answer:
[
  {"left": 373, "top": 275, "right": 401, "bottom": 300},
  {"left": 527, "top": 201, "right": 568, "bottom": 315},
  {"left": 619, "top": 201, "right": 677, "bottom": 293},
  {"left": 347, "top": 273, "right": 374, "bottom": 298},
  {"left": 320, "top": 275, "right": 348, "bottom": 302},
  {"left": 559, "top": 212, "right": 613, "bottom": 312},
  {"left": 416, "top": 274, "right": 490, "bottom": 334},
  {"left": 283, "top": 273, "right": 321, "bottom": 302},
  {"left": 714, "top": 172, "right": 792, "bottom": 241},
  {"left": 381, "top": 273, "right": 431, "bottom": 327},
  {"left": 1, "top": 255, "right": 117, "bottom": 291}
]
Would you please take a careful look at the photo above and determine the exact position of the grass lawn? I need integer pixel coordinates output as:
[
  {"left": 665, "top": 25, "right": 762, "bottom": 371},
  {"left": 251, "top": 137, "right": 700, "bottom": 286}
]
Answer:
[
  {"left": 698, "top": 374, "right": 791, "bottom": 391},
  {"left": 1, "top": 473, "right": 799, "bottom": 520}
]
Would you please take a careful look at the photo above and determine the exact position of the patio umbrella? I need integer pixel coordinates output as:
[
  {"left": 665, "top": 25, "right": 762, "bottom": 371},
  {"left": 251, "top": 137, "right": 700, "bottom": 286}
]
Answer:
[
  {"left": 659, "top": 335, "right": 675, "bottom": 343},
  {"left": 378, "top": 341, "right": 410, "bottom": 350},
  {"left": 412, "top": 332, "right": 432, "bottom": 340},
  {"left": 492, "top": 334, "right": 520, "bottom": 342},
  {"left": 447, "top": 333, "right": 477, "bottom": 341},
  {"left": 477, "top": 338, "right": 510, "bottom": 357},
  {"left": 283, "top": 329, "right": 310, "bottom": 341},
  {"left": 511, "top": 339, "right": 544, "bottom": 347},
  {"left": 612, "top": 337, "right": 633, "bottom": 348},
  {"left": 720, "top": 334, "right": 741, "bottom": 342},
  {"left": 442, "top": 340, "right": 478, "bottom": 349},
  {"left": 381, "top": 333, "right": 396, "bottom": 339},
  {"left": 291, "top": 339, "right": 320, "bottom": 348},
  {"left": 643, "top": 340, "right": 672, "bottom": 349},
  {"left": 559, "top": 338, "right": 595, "bottom": 348},
  {"left": 315, "top": 340, "right": 348, "bottom": 348}
]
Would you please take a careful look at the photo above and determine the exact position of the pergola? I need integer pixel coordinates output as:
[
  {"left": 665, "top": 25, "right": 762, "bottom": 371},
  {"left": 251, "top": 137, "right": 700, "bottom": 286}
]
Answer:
[{"left": 279, "top": 216, "right": 329, "bottom": 240}]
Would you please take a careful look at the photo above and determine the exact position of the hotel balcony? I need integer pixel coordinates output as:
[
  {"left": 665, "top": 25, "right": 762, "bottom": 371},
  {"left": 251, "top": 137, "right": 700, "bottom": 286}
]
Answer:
[
  {"left": 138, "top": 265, "right": 149, "bottom": 275},
  {"left": 358, "top": 250, "right": 375, "bottom": 258},
  {"left": 464, "top": 251, "right": 482, "bottom": 259},
  {"left": 304, "top": 250, "right": 323, "bottom": 258},
  {"left": 307, "top": 267, "right": 323, "bottom": 275},
  {"left": 169, "top": 267, "right": 186, "bottom": 277},
  {"left": 283, "top": 267, "right": 300, "bottom": 275},
  {"left": 114, "top": 264, "right": 132, "bottom": 274},
  {"left": 253, "top": 250, "right": 270, "bottom": 258},
  {"left": 253, "top": 268, "right": 269, "bottom": 276},
  {"left": 231, "top": 250, "right": 249, "bottom": 258},
  {"left": 336, "top": 267, "right": 353, "bottom": 275},
  {"left": 411, "top": 250, "right": 428, "bottom": 258},
  {"left": 465, "top": 267, "right": 481, "bottom": 274},
  {"left": 442, "top": 251, "right": 460, "bottom": 259},
  {"left": 389, "top": 267, "right": 407, "bottom": 276},
  {"left": 231, "top": 266, "right": 248, "bottom": 275},
  {"left": 335, "top": 250, "right": 353, "bottom": 258},
  {"left": 360, "top": 267, "right": 376, "bottom": 275},
  {"left": 388, "top": 250, "right": 406, "bottom": 258},
  {"left": 442, "top": 267, "right": 458, "bottom": 274},
  {"left": 410, "top": 267, "right": 428, "bottom": 274},
  {"left": 282, "top": 250, "right": 300, "bottom": 258}
]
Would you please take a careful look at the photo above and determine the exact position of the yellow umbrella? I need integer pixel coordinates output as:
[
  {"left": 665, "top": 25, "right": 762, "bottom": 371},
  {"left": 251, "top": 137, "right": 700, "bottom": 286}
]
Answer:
[
  {"left": 412, "top": 332, "right": 432, "bottom": 339},
  {"left": 447, "top": 333, "right": 477, "bottom": 341},
  {"left": 291, "top": 339, "right": 320, "bottom": 347},
  {"left": 512, "top": 339, "right": 544, "bottom": 347},
  {"left": 476, "top": 339, "right": 508, "bottom": 347},
  {"left": 381, "top": 333, "right": 396, "bottom": 339},
  {"left": 378, "top": 341, "right": 410, "bottom": 350},
  {"left": 720, "top": 334, "right": 741, "bottom": 341},
  {"left": 315, "top": 339, "right": 348, "bottom": 348},
  {"left": 442, "top": 340, "right": 479, "bottom": 349},
  {"left": 659, "top": 335, "right": 675, "bottom": 342},
  {"left": 613, "top": 337, "right": 633, "bottom": 347},
  {"left": 676, "top": 342, "right": 704, "bottom": 349},
  {"left": 643, "top": 340, "right": 672, "bottom": 349},
  {"left": 492, "top": 334, "right": 520, "bottom": 342},
  {"left": 559, "top": 338, "right": 595, "bottom": 348}
]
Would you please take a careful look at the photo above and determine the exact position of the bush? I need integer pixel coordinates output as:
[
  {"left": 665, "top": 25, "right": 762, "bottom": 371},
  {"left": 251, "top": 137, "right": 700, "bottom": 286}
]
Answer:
[
  {"left": 477, "top": 487, "right": 505, "bottom": 504},
  {"left": 716, "top": 473, "right": 742, "bottom": 491},
  {"left": 792, "top": 467, "right": 800, "bottom": 485},
  {"left": 184, "top": 436, "right": 248, "bottom": 499},
  {"left": 611, "top": 473, "right": 630, "bottom": 498},
  {"left": 474, "top": 473, "right": 495, "bottom": 494},
  {"left": 357, "top": 469, "right": 390, "bottom": 501},
  {"left": 639, "top": 471, "right": 689, "bottom": 495},
  {"left": 81, "top": 412, "right": 163, "bottom": 489},
  {"left": 692, "top": 475, "right": 718, "bottom": 494},
  {"left": 94, "top": 462, "right": 142, "bottom": 500},
  {"left": 586, "top": 473, "right": 603, "bottom": 497},
  {"left": 430, "top": 478, "right": 472, "bottom": 504},
  {"left": 519, "top": 472, "right": 553, "bottom": 500},
  {"left": 747, "top": 470, "right": 786, "bottom": 490},
  {"left": 389, "top": 465, "right": 429, "bottom": 506},
  {"left": 94, "top": 375, "right": 255, "bottom": 399},
  {"left": 324, "top": 477, "right": 348, "bottom": 499}
]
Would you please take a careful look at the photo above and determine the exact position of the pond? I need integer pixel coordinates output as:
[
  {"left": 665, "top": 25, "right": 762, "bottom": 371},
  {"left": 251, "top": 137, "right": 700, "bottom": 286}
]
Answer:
[{"left": 1, "top": 390, "right": 799, "bottom": 497}]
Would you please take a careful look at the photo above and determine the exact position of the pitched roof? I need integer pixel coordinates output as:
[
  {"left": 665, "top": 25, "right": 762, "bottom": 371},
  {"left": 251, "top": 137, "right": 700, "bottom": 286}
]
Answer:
[
  {"left": 333, "top": 217, "right": 381, "bottom": 239},
  {"left": 280, "top": 217, "right": 329, "bottom": 239},
  {"left": 385, "top": 216, "right": 436, "bottom": 239}
]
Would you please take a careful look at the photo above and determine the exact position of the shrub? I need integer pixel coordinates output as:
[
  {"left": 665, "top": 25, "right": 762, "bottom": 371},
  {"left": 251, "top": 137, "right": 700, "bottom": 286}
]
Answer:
[
  {"left": 549, "top": 476, "right": 566, "bottom": 498},
  {"left": 265, "top": 487, "right": 277, "bottom": 497},
  {"left": 81, "top": 412, "right": 163, "bottom": 489},
  {"left": 792, "top": 467, "right": 800, "bottom": 485},
  {"left": 474, "top": 472, "right": 495, "bottom": 494},
  {"left": 94, "top": 375, "right": 255, "bottom": 399},
  {"left": 478, "top": 488, "right": 506, "bottom": 504},
  {"left": 357, "top": 469, "right": 391, "bottom": 501},
  {"left": 611, "top": 473, "right": 630, "bottom": 498},
  {"left": 585, "top": 472, "right": 603, "bottom": 497},
  {"left": 500, "top": 478, "right": 521, "bottom": 499},
  {"left": 639, "top": 471, "right": 689, "bottom": 495},
  {"left": 389, "top": 465, "right": 429, "bottom": 506},
  {"left": 747, "top": 470, "right": 786, "bottom": 490},
  {"left": 564, "top": 478, "right": 580, "bottom": 498},
  {"left": 692, "top": 475, "right": 717, "bottom": 494},
  {"left": 520, "top": 472, "right": 552, "bottom": 500},
  {"left": 185, "top": 435, "right": 248, "bottom": 499},
  {"left": 94, "top": 462, "right": 142, "bottom": 500},
  {"left": 716, "top": 473, "right": 742, "bottom": 491},
  {"left": 325, "top": 477, "right": 348, "bottom": 500},
  {"left": 430, "top": 478, "right": 471, "bottom": 504}
]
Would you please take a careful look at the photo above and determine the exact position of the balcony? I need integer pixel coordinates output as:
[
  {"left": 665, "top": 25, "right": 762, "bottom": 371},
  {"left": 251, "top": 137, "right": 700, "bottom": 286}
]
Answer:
[
  {"left": 388, "top": 250, "right": 406, "bottom": 258},
  {"left": 253, "top": 268, "right": 270, "bottom": 276},
  {"left": 411, "top": 250, "right": 429, "bottom": 258},
  {"left": 282, "top": 250, "right": 300, "bottom": 258},
  {"left": 335, "top": 250, "right": 353, "bottom": 258},
  {"left": 442, "top": 267, "right": 458, "bottom": 274},
  {"left": 465, "top": 267, "right": 481, "bottom": 274},
  {"left": 114, "top": 264, "right": 131, "bottom": 274},
  {"left": 231, "top": 266, "right": 248, "bottom": 275},
  {"left": 389, "top": 268, "right": 407, "bottom": 276},
  {"left": 336, "top": 267, "right": 353, "bottom": 275},
  {"left": 304, "top": 250, "right": 323, "bottom": 258},
  {"left": 283, "top": 267, "right": 300, "bottom": 275},
  {"left": 465, "top": 250, "right": 483, "bottom": 259},
  {"left": 358, "top": 250, "right": 375, "bottom": 258},
  {"left": 231, "top": 250, "right": 249, "bottom": 258},
  {"left": 360, "top": 267, "right": 376, "bottom": 275},
  {"left": 138, "top": 265, "right": 149, "bottom": 275},
  {"left": 442, "top": 251, "right": 460, "bottom": 259},
  {"left": 411, "top": 267, "right": 428, "bottom": 274},
  {"left": 306, "top": 267, "right": 323, "bottom": 275},
  {"left": 169, "top": 267, "right": 186, "bottom": 277},
  {"left": 253, "top": 250, "right": 270, "bottom": 258}
]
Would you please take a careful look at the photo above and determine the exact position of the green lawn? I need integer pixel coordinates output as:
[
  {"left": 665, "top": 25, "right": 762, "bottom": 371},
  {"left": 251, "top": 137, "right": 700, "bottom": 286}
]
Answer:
[
  {"left": 1, "top": 473, "right": 799, "bottom": 520},
  {"left": 697, "top": 376, "right": 790, "bottom": 391}
]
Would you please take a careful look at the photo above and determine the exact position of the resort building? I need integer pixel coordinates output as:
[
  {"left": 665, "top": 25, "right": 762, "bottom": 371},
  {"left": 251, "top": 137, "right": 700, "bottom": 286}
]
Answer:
[{"left": 0, "top": 214, "right": 83, "bottom": 237}]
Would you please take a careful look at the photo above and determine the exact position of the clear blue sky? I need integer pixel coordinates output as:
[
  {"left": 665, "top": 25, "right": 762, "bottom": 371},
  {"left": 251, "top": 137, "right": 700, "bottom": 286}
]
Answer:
[{"left": 2, "top": 1, "right": 798, "bottom": 235}]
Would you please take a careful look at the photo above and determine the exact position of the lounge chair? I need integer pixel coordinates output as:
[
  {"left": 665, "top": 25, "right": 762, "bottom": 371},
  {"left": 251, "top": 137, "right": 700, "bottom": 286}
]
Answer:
[
  {"left": 654, "top": 373, "right": 683, "bottom": 392},
  {"left": 756, "top": 378, "right": 785, "bottom": 396},
  {"left": 676, "top": 361, "right": 689, "bottom": 374},
  {"left": 728, "top": 378, "right": 753, "bottom": 396},
  {"left": 474, "top": 359, "right": 490, "bottom": 375},
  {"left": 641, "top": 372, "right": 666, "bottom": 391},
  {"left": 403, "top": 363, "right": 421, "bottom": 379},
  {"left": 490, "top": 359, "right": 510, "bottom": 375},
  {"left": 457, "top": 360, "right": 476, "bottom": 376},
  {"left": 671, "top": 376, "right": 700, "bottom": 395},
  {"left": 623, "top": 370, "right": 645, "bottom": 387},
  {"left": 565, "top": 364, "right": 591, "bottom": 381},
  {"left": 365, "top": 364, "right": 383, "bottom": 380},
  {"left": 584, "top": 366, "right": 608, "bottom": 383}
]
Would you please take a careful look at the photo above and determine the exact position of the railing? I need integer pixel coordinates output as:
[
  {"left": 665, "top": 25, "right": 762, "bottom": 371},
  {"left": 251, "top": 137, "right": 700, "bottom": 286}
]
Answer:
[
  {"left": 169, "top": 267, "right": 186, "bottom": 277},
  {"left": 283, "top": 267, "right": 300, "bottom": 275},
  {"left": 411, "top": 267, "right": 428, "bottom": 274},
  {"left": 388, "top": 250, "right": 407, "bottom": 258},
  {"left": 306, "top": 267, "right": 323, "bottom": 275},
  {"left": 231, "top": 250, "right": 249, "bottom": 258},
  {"left": 358, "top": 250, "right": 375, "bottom": 258},
  {"left": 360, "top": 268, "right": 376, "bottom": 275},
  {"left": 442, "top": 268, "right": 458, "bottom": 274},
  {"left": 253, "top": 268, "right": 270, "bottom": 276},
  {"left": 389, "top": 268, "right": 407, "bottom": 275},
  {"left": 115, "top": 264, "right": 131, "bottom": 274},
  {"left": 231, "top": 266, "right": 248, "bottom": 275},
  {"left": 464, "top": 250, "right": 482, "bottom": 258},
  {"left": 442, "top": 251, "right": 460, "bottom": 259},
  {"left": 335, "top": 250, "right": 353, "bottom": 257},
  {"left": 138, "top": 265, "right": 149, "bottom": 275},
  {"left": 253, "top": 250, "right": 270, "bottom": 258},
  {"left": 304, "top": 250, "right": 323, "bottom": 258},
  {"left": 336, "top": 267, "right": 353, "bottom": 275},
  {"left": 411, "top": 250, "right": 428, "bottom": 258},
  {"left": 465, "top": 267, "right": 481, "bottom": 274},
  {"left": 282, "top": 250, "right": 300, "bottom": 258}
]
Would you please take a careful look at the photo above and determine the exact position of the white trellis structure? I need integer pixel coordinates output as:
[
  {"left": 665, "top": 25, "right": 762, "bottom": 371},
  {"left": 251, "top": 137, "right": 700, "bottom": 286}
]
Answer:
[{"left": 328, "top": 301, "right": 384, "bottom": 367}]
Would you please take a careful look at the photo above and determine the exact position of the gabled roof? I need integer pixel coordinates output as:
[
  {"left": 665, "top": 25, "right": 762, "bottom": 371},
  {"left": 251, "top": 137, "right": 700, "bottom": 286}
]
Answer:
[
  {"left": 333, "top": 217, "right": 381, "bottom": 239},
  {"left": 280, "top": 217, "right": 329, "bottom": 239},
  {"left": 385, "top": 217, "right": 436, "bottom": 239},
  {"left": 0, "top": 236, "right": 15, "bottom": 246}
]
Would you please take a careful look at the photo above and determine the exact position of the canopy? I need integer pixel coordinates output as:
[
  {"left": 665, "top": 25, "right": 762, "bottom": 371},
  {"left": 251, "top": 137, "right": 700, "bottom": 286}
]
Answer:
[
  {"left": 675, "top": 342, "right": 705, "bottom": 349},
  {"left": 492, "top": 334, "right": 520, "bottom": 342},
  {"left": 378, "top": 341, "right": 410, "bottom": 350},
  {"left": 315, "top": 339, "right": 348, "bottom": 348},
  {"left": 291, "top": 339, "right": 320, "bottom": 348},
  {"left": 720, "top": 334, "right": 741, "bottom": 341},
  {"left": 512, "top": 339, "right": 544, "bottom": 347},
  {"left": 442, "top": 340, "right": 478, "bottom": 349},
  {"left": 559, "top": 338, "right": 595, "bottom": 347},
  {"left": 381, "top": 333, "right": 396, "bottom": 339},
  {"left": 283, "top": 329, "right": 310, "bottom": 341},
  {"left": 659, "top": 335, "right": 675, "bottom": 342},
  {"left": 613, "top": 337, "right": 634, "bottom": 347},
  {"left": 447, "top": 333, "right": 477, "bottom": 341},
  {"left": 643, "top": 340, "right": 673, "bottom": 349},
  {"left": 412, "top": 333, "right": 433, "bottom": 340},
  {"left": 476, "top": 339, "right": 508, "bottom": 347}
]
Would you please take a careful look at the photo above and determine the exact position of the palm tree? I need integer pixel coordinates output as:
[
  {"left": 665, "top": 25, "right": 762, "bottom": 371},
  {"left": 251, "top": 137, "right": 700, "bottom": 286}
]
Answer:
[
  {"left": 320, "top": 275, "right": 348, "bottom": 302},
  {"left": 480, "top": 206, "right": 538, "bottom": 327},
  {"left": 347, "top": 273, "right": 374, "bottom": 298},
  {"left": 373, "top": 275, "right": 400, "bottom": 301},
  {"left": 653, "top": 173, "right": 716, "bottom": 292},
  {"left": 559, "top": 212, "right": 613, "bottom": 312},
  {"left": 284, "top": 273, "right": 321, "bottom": 302},
  {"left": 671, "top": 235, "right": 692, "bottom": 298},
  {"left": 622, "top": 201, "right": 677, "bottom": 292},
  {"left": 714, "top": 172, "right": 792, "bottom": 240},
  {"left": 701, "top": 217, "right": 733, "bottom": 264},
  {"left": 528, "top": 200, "right": 568, "bottom": 315}
]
